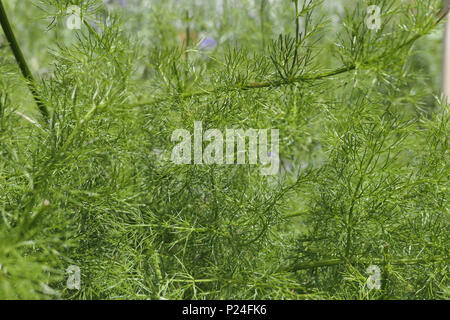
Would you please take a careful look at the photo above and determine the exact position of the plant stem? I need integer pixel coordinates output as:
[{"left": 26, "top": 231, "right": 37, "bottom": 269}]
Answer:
[
  {"left": 185, "top": 10, "right": 190, "bottom": 62},
  {"left": 260, "top": 0, "right": 267, "bottom": 50},
  {"left": 294, "top": 0, "right": 299, "bottom": 45},
  {"left": 0, "top": 0, "right": 48, "bottom": 119},
  {"left": 283, "top": 256, "right": 449, "bottom": 272},
  {"left": 132, "top": 63, "right": 356, "bottom": 107},
  {"left": 442, "top": 0, "right": 450, "bottom": 103}
]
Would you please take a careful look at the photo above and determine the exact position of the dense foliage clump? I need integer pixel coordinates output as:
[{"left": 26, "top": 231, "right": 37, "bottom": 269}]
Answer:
[{"left": 0, "top": 0, "right": 448, "bottom": 299}]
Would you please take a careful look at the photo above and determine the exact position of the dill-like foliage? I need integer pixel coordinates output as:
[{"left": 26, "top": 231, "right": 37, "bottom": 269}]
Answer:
[{"left": 0, "top": 0, "right": 448, "bottom": 299}]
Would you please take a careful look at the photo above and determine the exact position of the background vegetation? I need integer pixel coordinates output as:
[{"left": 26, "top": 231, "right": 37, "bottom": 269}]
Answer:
[{"left": 0, "top": 0, "right": 448, "bottom": 299}]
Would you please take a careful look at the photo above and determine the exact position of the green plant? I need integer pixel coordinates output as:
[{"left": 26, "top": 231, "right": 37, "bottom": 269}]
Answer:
[{"left": 0, "top": 0, "right": 448, "bottom": 300}]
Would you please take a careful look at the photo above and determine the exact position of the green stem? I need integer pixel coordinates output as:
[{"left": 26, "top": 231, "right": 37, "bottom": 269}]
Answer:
[
  {"left": 0, "top": 0, "right": 48, "bottom": 119},
  {"left": 185, "top": 10, "right": 190, "bottom": 63},
  {"left": 260, "top": 0, "right": 267, "bottom": 50},
  {"left": 283, "top": 256, "right": 449, "bottom": 272},
  {"left": 294, "top": 0, "right": 299, "bottom": 44},
  {"left": 132, "top": 64, "right": 355, "bottom": 107}
]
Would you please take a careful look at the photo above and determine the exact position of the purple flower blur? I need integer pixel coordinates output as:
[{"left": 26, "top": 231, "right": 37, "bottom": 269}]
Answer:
[
  {"left": 199, "top": 37, "right": 217, "bottom": 51},
  {"left": 104, "top": 0, "right": 126, "bottom": 8}
]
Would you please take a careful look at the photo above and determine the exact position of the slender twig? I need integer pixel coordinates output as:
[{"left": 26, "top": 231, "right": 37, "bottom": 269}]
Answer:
[
  {"left": 442, "top": 0, "right": 450, "bottom": 103},
  {"left": 13, "top": 110, "right": 44, "bottom": 130},
  {"left": 0, "top": 0, "right": 48, "bottom": 119},
  {"left": 260, "top": 0, "right": 267, "bottom": 50},
  {"left": 294, "top": 0, "right": 300, "bottom": 45},
  {"left": 131, "top": 64, "right": 355, "bottom": 107},
  {"left": 185, "top": 10, "right": 190, "bottom": 63}
]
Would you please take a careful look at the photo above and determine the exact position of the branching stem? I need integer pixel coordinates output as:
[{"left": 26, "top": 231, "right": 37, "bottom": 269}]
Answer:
[
  {"left": 283, "top": 256, "right": 449, "bottom": 272},
  {"left": 0, "top": 0, "right": 48, "bottom": 120}
]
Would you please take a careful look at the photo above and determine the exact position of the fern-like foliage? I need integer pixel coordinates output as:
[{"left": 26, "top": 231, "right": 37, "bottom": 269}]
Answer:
[{"left": 0, "top": 0, "right": 448, "bottom": 299}]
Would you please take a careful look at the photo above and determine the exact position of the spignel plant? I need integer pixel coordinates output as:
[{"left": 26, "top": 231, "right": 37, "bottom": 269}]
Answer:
[{"left": 0, "top": 0, "right": 448, "bottom": 300}]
